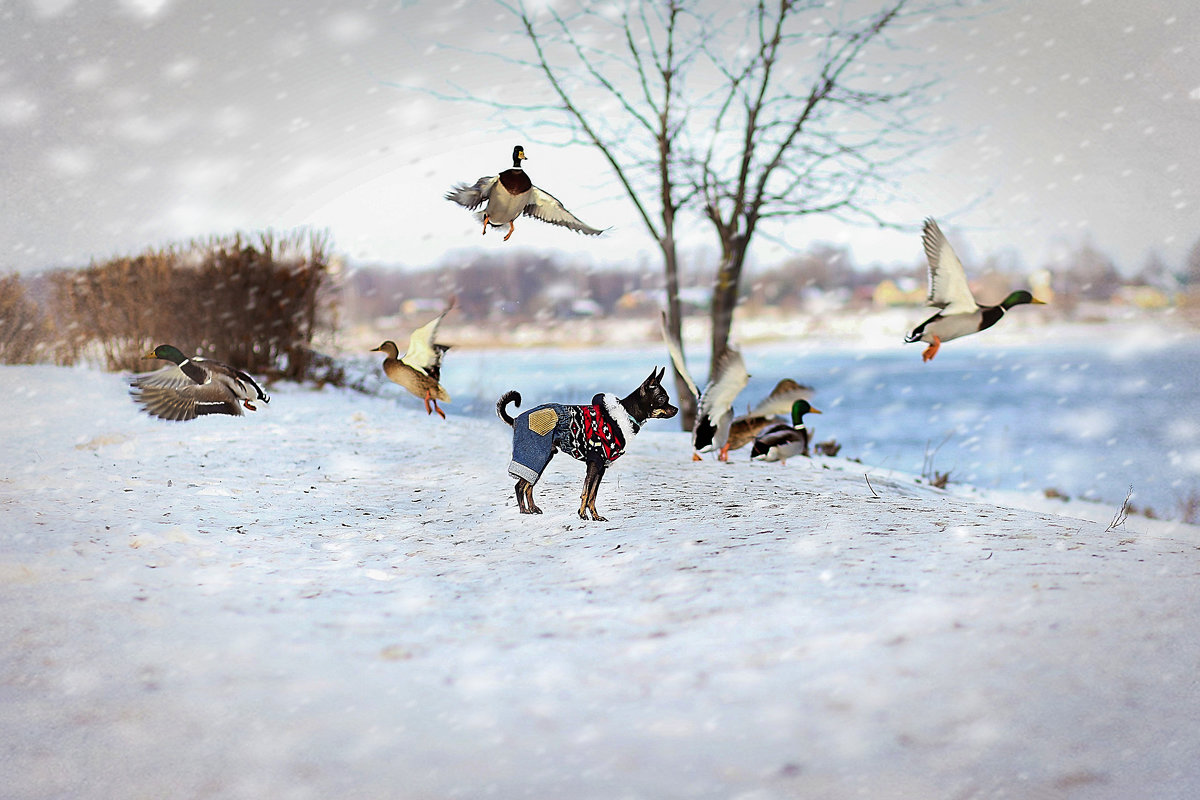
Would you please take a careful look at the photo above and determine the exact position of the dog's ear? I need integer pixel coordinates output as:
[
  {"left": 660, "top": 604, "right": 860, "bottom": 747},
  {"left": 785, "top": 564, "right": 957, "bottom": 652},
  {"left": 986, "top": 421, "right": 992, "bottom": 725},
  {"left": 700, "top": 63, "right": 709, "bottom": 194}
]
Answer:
[{"left": 649, "top": 366, "right": 664, "bottom": 384}]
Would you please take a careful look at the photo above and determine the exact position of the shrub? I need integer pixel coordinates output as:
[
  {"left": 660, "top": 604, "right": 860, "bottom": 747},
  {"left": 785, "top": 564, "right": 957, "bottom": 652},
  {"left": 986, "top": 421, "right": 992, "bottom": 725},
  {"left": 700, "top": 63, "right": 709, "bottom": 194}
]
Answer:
[
  {"left": 50, "top": 229, "right": 335, "bottom": 380},
  {"left": 0, "top": 272, "right": 53, "bottom": 364}
]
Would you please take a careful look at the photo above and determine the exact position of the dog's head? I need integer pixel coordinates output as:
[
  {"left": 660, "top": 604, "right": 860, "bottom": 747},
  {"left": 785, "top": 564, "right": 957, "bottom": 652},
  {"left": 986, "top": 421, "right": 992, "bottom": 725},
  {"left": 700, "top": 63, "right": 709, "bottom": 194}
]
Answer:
[{"left": 639, "top": 367, "right": 678, "bottom": 419}]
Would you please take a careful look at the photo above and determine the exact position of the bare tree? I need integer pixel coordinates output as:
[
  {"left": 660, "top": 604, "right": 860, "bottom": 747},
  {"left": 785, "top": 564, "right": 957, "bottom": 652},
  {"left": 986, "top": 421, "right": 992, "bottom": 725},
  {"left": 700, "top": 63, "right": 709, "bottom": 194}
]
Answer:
[
  {"left": 502, "top": 0, "right": 701, "bottom": 424},
  {"left": 432, "top": 0, "right": 956, "bottom": 426},
  {"left": 691, "top": 1, "right": 940, "bottom": 362}
]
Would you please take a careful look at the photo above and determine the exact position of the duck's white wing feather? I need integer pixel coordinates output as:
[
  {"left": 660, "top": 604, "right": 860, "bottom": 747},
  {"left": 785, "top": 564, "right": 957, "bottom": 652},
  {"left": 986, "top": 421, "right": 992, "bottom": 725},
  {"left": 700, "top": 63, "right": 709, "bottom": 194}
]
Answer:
[
  {"left": 923, "top": 218, "right": 977, "bottom": 314},
  {"left": 130, "top": 364, "right": 205, "bottom": 390},
  {"left": 697, "top": 348, "right": 749, "bottom": 427},
  {"left": 400, "top": 300, "right": 454, "bottom": 376},
  {"left": 445, "top": 177, "right": 498, "bottom": 211},
  {"left": 658, "top": 309, "right": 699, "bottom": 399},
  {"left": 523, "top": 187, "right": 603, "bottom": 236}
]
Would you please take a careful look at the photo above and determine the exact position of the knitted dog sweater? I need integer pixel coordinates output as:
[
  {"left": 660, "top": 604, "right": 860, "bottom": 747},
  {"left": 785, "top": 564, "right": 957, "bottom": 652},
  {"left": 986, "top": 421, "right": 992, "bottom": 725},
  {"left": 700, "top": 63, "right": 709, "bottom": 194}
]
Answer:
[{"left": 508, "top": 393, "right": 639, "bottom": 484}]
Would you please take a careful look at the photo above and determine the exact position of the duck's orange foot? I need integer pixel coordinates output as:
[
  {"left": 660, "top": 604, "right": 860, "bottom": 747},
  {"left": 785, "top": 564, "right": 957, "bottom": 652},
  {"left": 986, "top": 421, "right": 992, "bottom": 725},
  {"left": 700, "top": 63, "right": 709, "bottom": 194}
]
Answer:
[
  {"left": 691, "top": 452, "right": 703, "bottom": 462},
  {"left": 481, "top": 214, "right": 490, "bottom": 235},
  {"left": 243, "top": 400, "right": 257, "bottom": 411},
  {"left": 922, "top": 336, "right": 941, "bottom": 362},
  {"left": 502, "top": 221, "right": 515, "bottom": 241},
  {"left": 718, "top": 443, "right": 731, "bottom": 461},
  {"left": 423, "top": 391, "right": 447, "bottom": 420}
]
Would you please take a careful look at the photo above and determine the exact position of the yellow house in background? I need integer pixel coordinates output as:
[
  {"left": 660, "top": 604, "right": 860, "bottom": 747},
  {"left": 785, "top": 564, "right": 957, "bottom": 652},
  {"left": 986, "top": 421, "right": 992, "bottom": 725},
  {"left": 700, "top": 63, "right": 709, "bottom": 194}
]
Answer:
[
  {"left": 1112, "top": 286, "right": 1172, "bottom": 309},
  {"left": 873, "top": 279, "right": 925, "bottom": 307}
]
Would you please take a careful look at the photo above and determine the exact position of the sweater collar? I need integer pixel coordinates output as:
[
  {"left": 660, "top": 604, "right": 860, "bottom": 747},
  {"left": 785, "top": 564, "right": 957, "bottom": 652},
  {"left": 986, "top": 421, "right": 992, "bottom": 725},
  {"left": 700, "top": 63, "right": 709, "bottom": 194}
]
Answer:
[{"left": 598, "top": 393, "right": 639, "bottom": 440}]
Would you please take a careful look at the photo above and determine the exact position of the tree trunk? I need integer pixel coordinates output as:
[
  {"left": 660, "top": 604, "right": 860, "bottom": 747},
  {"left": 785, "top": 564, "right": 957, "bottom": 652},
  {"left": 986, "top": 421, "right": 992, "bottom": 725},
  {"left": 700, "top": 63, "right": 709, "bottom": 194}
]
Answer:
[
  {"left": 661, "top": 237, "right": 697, "bottom": 430},
  {"left": 709, "top": 233, "right": 749, "bottom": 369}
]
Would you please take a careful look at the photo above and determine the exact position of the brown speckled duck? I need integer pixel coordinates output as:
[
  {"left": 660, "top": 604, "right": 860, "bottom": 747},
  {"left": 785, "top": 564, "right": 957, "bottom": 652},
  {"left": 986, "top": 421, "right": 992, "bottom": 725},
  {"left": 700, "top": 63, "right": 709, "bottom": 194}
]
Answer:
[{"left": 372, "top": 298, "right": 455, "bottom": 419}]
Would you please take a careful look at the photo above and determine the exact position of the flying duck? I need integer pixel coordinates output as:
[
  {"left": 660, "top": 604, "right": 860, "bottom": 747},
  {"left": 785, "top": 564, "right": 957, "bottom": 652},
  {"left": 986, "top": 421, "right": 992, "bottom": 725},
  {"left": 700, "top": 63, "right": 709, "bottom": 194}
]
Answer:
[
  {"left": 905, "top": 218, "right": 1045, "bottom": 361},
  {"left": 372, "top": 298, "right": 454, "bottom": 419},
  {"left": 130, "top": 344, "right": 269, "bottom": 421},
  {"left": 750, "top": 399, "right": 822, "bottom": 464},
  {"left": 659, "top": 310, "right": 750, "bottom": 461},
  {"left": 445, "top": 145, "right": 604, "bottom": 241}
]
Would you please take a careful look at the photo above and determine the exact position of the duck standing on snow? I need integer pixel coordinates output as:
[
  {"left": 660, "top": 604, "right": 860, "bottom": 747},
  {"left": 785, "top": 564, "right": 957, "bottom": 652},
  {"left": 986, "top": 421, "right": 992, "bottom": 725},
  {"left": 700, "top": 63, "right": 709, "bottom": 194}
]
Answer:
[
  {"left": 659, "top": 310, "right": 750, "bottom": 461},
  {"left": 724, "top": 378, "right": 814, "bottom": 453},
  {"left": 750, "top": 399, "right": 821, "bottom": 464},
  {"left": 445, "top": 145, "right": 604, "bottom": 242},
  {"left": 130, "top": 344, "right": 269, "bottom": 421},
  {"left": 372, "top": 298, "right": 455, "bottom": 419},
  {"left": 905, "top": 218, "right": 1045, "bottom": 361}
]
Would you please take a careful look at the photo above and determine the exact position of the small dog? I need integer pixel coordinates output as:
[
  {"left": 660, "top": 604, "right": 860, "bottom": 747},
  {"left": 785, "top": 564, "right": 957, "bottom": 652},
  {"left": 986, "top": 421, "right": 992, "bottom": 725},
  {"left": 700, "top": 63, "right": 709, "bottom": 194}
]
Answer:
[{"left": 497, "top": 367, "right": 678, "bottom": 521}]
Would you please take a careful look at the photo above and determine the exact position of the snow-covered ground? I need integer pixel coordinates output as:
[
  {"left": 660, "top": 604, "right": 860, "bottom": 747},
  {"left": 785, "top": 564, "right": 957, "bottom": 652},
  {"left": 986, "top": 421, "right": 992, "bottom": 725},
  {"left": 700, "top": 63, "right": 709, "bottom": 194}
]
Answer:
[{"left": 4, "top": 364, "right": 1200, "bottom": 799}]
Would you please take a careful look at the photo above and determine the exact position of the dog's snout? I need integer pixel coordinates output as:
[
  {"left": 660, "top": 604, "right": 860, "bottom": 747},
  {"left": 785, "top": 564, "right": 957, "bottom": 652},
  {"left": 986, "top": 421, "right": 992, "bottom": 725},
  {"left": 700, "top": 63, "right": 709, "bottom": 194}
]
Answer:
[{"left": 652, "top": 403, "right": 679, "bottom": 419}]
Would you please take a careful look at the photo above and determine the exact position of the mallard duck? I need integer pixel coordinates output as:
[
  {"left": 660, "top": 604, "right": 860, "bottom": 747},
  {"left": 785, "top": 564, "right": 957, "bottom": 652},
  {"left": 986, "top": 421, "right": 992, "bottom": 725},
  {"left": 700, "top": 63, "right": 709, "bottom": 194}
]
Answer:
[
  {"left": 130, "top": 344, "right": 269, "bottom": 421},
  {"left": 724, "top": 378, "right": 815, "bottom": 453},
  {"left": 659, "top": 310, "right": 750, "bottom": 461},
  {"left": 372, "top": 298, "right": 454, "bottom": 419},
  {"left": 445, "top": 145, "right": 604, "bottom": 241},
  {"left": 750, "top": 399, "right": 821, "bottom": 464},
  {"left": 905, "top": 218, "right": 1045, "bottom": 361}
]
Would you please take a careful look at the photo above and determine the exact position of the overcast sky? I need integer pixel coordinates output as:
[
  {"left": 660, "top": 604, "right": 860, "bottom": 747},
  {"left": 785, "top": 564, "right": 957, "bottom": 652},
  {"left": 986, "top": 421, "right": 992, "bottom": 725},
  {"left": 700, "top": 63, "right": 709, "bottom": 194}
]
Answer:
[{"left": 2, "top": 0, "right": 1198, "bottom": 275}]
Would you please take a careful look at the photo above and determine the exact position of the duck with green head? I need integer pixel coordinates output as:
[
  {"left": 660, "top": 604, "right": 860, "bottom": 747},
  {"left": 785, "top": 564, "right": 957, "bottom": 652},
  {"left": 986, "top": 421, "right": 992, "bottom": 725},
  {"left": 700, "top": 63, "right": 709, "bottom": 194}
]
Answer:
[
  {"left": 905, "top": 218, "right": 1045, "bottom": 361},
  {"left": 750, "top": 399, "right": 821, "bottom": 464},
  {"left": 130, "top": 344, "right": 269, "bottom": 421},
  {"left": 724, "top": 378, "right": 814, "bottom": 453},
  {"left": 445, "top": 145, "right": 605, "bottom": 242}
]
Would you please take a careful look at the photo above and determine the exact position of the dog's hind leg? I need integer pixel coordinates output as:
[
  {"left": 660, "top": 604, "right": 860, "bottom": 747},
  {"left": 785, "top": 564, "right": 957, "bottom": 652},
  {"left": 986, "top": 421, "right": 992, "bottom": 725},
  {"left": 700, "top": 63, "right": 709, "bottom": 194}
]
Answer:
[
  {"left": 578, "top": 459, "right": 608, "bottom": 522},
  {"left": 515, "top": 478, "right": 542, "bottom": 514},
  {"left": 524, "top": 481, "right": 542, "bottom": 514}
]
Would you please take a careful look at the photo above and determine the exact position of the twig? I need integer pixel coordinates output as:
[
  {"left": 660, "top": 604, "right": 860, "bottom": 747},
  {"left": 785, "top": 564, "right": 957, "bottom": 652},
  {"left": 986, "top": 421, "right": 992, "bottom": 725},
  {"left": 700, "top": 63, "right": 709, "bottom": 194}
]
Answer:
[
  {"left": 922, "top": 431, "right": 954, "bottom": 485},
  {"left": 1105, "top": 485, "right": 1133, "bottom": 533},
  {"left": 865, "top": 473, "right": 879, "bottom": 498}
]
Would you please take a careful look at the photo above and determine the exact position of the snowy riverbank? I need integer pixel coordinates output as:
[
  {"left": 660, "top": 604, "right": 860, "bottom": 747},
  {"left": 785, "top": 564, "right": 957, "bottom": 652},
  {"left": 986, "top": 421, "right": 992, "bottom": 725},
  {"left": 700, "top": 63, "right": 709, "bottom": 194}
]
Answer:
[{"left": 3, "top": 365, "right": 1199, "bottom": 799}]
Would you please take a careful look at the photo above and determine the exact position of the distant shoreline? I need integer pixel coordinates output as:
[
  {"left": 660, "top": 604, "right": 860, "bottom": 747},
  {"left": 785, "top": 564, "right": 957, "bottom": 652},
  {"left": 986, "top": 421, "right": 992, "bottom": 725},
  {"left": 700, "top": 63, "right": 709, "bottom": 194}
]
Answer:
[{"left": 338, "top": 307, "right": 1200, "bottom": 353}]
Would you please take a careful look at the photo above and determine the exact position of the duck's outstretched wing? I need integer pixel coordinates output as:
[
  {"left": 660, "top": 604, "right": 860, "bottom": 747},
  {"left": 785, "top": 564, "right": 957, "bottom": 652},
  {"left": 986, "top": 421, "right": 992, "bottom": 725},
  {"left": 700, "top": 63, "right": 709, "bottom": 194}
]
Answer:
[
  {"left": 523, "top": 187, "right": 603, "bottom": 236},
  {"left": 658, "top": 309, "right": 700, "bottom": 400},
  {"left": 130, "top": 374, "right": 241, "bottom": 421},
  {"left": 401, "top": 297, "right": 455, "bottom": 380},
  {"left": 130, "top": 363, "right": 203, "bottom": 391},
  {"left": 445, "top": 177, "right": 498, "bottom": 211},
  {"left": 748, "top": 378, "right": 813, "bottom": 418},
  {"left": 922, "top": 218, "right": 976, "bottom": 314},
  {"left": 697, "top": 348, "right": 749, "bottom": 430}
]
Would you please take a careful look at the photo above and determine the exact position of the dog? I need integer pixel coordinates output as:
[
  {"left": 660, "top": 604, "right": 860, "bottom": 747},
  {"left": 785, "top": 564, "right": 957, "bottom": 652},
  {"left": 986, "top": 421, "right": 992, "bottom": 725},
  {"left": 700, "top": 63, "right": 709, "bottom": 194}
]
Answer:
[{"left": 496, "top": 367, "right": 678, "bottom": 521}]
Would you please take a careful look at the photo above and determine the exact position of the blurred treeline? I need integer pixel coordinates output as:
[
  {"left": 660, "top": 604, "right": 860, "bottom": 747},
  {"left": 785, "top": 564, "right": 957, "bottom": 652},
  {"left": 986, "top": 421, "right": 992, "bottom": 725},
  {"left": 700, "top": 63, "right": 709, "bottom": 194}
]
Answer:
[
  {"left": 342, "top": 238, "right": 1200, "bottom": 324},
  {"left": 0, "top": 229, "right": 335, "bottom": 379},
  {"left": 4, "top": 230, "right": 1199, "bottom": 372}
]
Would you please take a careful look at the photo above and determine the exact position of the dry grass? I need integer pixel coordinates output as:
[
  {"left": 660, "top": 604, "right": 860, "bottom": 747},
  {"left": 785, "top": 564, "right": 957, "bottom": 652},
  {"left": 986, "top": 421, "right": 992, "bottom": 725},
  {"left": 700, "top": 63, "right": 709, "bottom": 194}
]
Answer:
[
  {"left": 48, "top": 229, "right": 335, "bottom": 380},
  {"left": 0, "top": 273, "right": 54, "bottom": 364}
]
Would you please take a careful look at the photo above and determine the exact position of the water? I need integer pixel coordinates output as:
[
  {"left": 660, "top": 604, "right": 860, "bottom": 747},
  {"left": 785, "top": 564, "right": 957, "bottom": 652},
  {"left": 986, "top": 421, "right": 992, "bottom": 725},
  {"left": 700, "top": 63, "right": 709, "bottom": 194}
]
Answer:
[{"left": 365, "top": 337, "right": 1200, "bottom": 519}]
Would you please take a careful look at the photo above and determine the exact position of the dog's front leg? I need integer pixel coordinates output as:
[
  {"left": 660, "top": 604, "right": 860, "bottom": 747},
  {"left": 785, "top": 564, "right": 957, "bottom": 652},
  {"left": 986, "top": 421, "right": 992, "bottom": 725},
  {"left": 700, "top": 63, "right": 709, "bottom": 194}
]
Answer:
[{"left": 579, "top": 459, "right": 607, "bottom": 522}]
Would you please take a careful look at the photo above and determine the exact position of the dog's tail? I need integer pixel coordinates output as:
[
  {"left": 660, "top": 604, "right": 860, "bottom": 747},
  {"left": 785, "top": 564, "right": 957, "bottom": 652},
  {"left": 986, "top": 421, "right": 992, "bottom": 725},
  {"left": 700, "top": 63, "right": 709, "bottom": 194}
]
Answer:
[{"left": 496, "top": 391, "right": 521, "bottom": 427}]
